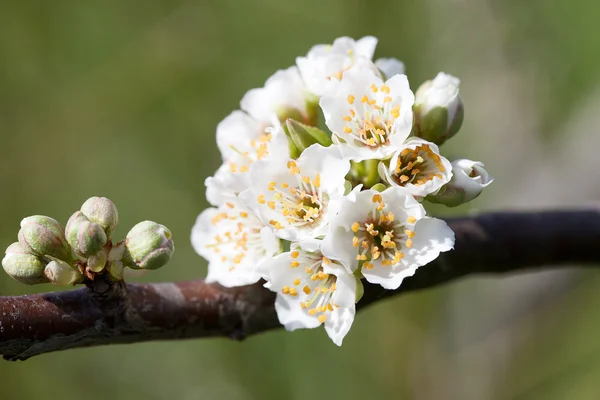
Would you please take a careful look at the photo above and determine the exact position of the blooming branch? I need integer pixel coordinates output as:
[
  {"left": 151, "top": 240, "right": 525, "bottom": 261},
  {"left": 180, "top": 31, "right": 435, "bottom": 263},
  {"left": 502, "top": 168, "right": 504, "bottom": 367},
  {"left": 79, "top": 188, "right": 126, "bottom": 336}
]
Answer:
[{"left": 2, "top": 209, "right": 599, "bottom": 361}]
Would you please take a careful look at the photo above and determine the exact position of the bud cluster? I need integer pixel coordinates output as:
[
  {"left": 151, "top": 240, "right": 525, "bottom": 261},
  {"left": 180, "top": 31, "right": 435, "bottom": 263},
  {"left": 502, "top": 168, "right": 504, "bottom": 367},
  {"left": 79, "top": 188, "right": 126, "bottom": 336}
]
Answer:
[{"left": 2, "top": 197, "right": 174, "bottom": 286}]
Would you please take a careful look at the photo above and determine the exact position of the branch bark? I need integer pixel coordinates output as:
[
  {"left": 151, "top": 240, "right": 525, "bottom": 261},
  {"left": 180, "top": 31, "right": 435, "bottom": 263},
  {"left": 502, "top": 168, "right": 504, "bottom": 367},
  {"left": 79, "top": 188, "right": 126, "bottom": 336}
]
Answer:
[{"left": 1, "top": 210, "right": 599, "bottom": 361}]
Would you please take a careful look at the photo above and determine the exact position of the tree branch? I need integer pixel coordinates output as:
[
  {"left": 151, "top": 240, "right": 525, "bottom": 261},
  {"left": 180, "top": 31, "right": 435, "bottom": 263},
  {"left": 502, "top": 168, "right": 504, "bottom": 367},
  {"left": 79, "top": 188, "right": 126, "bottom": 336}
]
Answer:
[{"left": 1, "top": 210, "right": 599, "bottom": 361}]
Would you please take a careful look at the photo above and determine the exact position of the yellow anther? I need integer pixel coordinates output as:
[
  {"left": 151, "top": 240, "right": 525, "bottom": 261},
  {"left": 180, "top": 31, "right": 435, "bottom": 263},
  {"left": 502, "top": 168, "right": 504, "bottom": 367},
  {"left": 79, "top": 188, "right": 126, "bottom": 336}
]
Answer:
[
  {"left": 361, "top": 95, "right": 369, "bottom": 103},
  {"left": 322, "top": 257, "right": 331, "bottom": 265},
  {"left": 351, "top": 222, "right": 360, "bottom": 232},
  {"left": 371, "top": 84, "right": 378, "bottom": 92},
  {"left": 308, "top": 308, "right": 318, "bottom": 316},
  {"left": 327, "top": 303, "right": 334, "bottom": 311},
  {"left": 405, "top": 229, "right": 415, "bottom": 238},
  {"left": 257, "top": 194, "right": 265, "bottom": 204},
  {"left": 291, "top": 251, "right": 299, "bottom": 258},
  {"left": 268, "top": 181, "right": 276, "bottom": 191},
  {"left": 381, "top": 85, "right": 390, "bottom": 93},
  {"left": 239, "top": 212, "right": 248, "bottom": 218},
  {"left": 312, "top": 174, "right": 321, "bottom": 188},
  {"left": 267, "top": 201, "right": 276, "bottom": 210},
  {"left": 384, "top": 96, "right": 392, "bottom": 103},
  {"left": 303, "top": 285, "right": 311, "bottom": 294},
  {"left": 352, "top": 237, "right": 359, "bottom": 247},
  {"left": 372, "top": 194, "right": 383, "bottom": 203},
  {"left": 293, "top": 278, "right": 301, "bottom": 285},
  {"left": 318, "top": 314, "right": 327, "bottom": 323},
  {"left": 407, "top": 216, "right": 417, "bottom": 224},
  {"left": 363, "top": 262, "right": 374, "bottom": 269},
  {"left": 343, "top": 126, "right": 352, "bottom": 133},
  {"left": 356, "top": 254, "right": 367, "bottom": 261},
  {"left": 347, "top": 95, "right": 355, "bottom": 104},
  {"left": 289, "top": 287, "right": 298, "bottom": 296},
  {"left": 282, "top": 286, "right": 290, "bottom": 294},
  {"left": 405, "top": 239, "right": 413, "bottom": 248}
]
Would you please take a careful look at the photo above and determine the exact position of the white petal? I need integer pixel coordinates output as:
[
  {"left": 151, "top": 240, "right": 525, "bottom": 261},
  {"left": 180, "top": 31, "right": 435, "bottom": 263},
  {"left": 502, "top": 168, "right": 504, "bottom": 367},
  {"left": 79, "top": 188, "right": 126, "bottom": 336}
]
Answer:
[
  {"left": 409, "top": 217, "right": 455, "bottom": 266},
  {"left": 375, "top": 57, "right": 406, "bottom": 78},
  {"left": 324, "top": 305, "right": 355, "bottom": 346}
]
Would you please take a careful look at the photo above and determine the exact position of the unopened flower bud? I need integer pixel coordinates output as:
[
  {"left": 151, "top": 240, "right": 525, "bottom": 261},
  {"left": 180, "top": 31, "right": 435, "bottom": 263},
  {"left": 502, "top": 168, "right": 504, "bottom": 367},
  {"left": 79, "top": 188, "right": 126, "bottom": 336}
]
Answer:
[
  {"left": 2, "top": 242, "right": 48, "bottom": 285},
  {"left": 413, "top": 72, "right": 464, "bottom": 145},
  {"left": 107, "top": 261, "right": 124, "bottom": 281},
  {"left": 284, "top": 118, "right": 332, "bottom": 157},
  {"left": 65, "top": 211, "right": 107, "bottom": 258},
  {"left": 87, "top": 248, "right": 108, "bottom": 273},
  {"left": 18, "top": 216, "right": 72, "bottom": 261},
  {"left": 44, "top": 259, "right": 82, "bottom": 285},
  {"left": 80, "top": 197, "right": 119, "bottom": 239},
  {"left": 428, "top": 159, "right": 493, "bottom": 207},
  {"left": 122, "top": 221, "right": 174, "bottom": 270}
]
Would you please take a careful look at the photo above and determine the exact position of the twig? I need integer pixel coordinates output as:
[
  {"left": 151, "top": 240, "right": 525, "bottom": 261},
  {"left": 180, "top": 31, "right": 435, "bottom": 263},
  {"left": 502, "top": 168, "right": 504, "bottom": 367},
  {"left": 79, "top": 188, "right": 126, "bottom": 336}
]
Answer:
[{"left": 1, "top": 210, "right": 599, "bottom": 361}]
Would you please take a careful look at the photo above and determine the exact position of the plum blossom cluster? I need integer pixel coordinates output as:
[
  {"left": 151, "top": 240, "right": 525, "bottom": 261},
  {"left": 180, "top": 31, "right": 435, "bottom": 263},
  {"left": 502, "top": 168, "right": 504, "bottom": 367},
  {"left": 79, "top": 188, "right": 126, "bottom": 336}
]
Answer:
[{"left": 192, "top": 36, "right": 493, "bottom": 346}]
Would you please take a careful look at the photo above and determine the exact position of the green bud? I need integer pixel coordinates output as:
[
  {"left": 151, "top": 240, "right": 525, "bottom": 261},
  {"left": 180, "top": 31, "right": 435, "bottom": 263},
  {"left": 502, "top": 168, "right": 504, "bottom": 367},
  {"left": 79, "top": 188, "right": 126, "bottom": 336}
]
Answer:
[
  {"left": 284, "top": 119, "right": 332, "bottom": 156},
  {"left": 87, "top": 248, "right": 108, "bottom": 273},
  {"left": 44, "top": 259, "right": 82, "bottom": 286},
  {"left": 80, "top": 196, "right": 119, "bottom": 239},
  {"left": 65, "top": 211, "right": 107, "bottom": 258},
  {"left": 2, "top": 242, "right": 48, "bottom": 285},
  {"left": 18, "top": 215, "right": 72, "bottom": 261},
  {"left": 413, "top": 73, "right": 464, "bottom": 146},
  {"left": 122, "top": 221, "right": 174, "bottom": 270},
  {"left": 107, "top": 261, "right": 124, "bottom": 281}
]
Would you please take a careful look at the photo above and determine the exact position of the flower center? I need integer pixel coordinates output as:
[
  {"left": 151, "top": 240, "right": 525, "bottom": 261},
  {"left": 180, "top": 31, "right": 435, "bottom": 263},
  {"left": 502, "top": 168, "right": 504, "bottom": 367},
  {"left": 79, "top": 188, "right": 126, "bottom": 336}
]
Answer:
[
  {"left": 259, "top": 162, "right": 326, "bottom": 231},
  {"left": 281, "top": 252, "right": 338, "bottom": 323},
  {"left": 205, "top": 203, "right": 263, "bottom": 271},
  {"left": 351, "top": 194, "right": 417, "bottom": 269},
  {"left": 340, "top": 85, "right": 401, "bottom": 148},
  {"left": 228, "top": 130, "right": 272, "bottom": 173},
  {"left": 392, "top": 144, "right": 445, "bottom": 186}
]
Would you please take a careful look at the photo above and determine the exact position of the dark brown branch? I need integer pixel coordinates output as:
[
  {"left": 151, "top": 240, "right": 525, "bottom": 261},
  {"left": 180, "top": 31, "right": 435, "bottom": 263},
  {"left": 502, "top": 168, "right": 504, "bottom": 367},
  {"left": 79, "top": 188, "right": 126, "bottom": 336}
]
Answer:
[{"left": 1, "top": 210, "right": 599, "bottom": 361}]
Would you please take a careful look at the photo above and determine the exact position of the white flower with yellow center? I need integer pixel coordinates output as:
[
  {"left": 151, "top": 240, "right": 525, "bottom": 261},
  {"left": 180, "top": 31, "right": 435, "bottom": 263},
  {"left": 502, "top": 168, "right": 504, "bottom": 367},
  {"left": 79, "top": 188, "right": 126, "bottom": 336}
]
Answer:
[
  {"left": 259, "top": 239, "right": 357, "bottom": 346},
  {"left": 296, "top": 36, "right": 379, "bottom": 97},
  {"left": 240, "top": 144, "right": 350, "bottom": 241},
  {"left": 322, "top": 188, "right": 454, "bottom": 290},
  {"left": 379, "top": 138, "right": 453, "bottom": 197},
  {"left": 320, "top": 69, "right": 414, "bottom": 162},
  {"left": 191, "top": 195, "right": 280, "bottom": 287},
  {"left": 205, "top": 113, "right": 289, "bottom": 205},
  {"left": 241, "top": 66, "right": 314, "bottom": 124}
]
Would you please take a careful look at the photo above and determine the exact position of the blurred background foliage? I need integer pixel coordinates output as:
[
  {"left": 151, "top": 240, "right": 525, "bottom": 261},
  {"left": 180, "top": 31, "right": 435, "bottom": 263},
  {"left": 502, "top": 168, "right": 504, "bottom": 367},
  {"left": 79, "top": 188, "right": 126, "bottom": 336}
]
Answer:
[{"left": 1, "top": 0, "right": 600, "bottom": 399}]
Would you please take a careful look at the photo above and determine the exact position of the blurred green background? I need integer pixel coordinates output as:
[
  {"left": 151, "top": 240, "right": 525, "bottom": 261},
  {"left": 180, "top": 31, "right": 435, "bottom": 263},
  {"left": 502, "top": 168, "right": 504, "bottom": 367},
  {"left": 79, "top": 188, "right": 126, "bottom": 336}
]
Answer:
[{"left": 2, "top": 0, "right": 600, "bottom": 399}]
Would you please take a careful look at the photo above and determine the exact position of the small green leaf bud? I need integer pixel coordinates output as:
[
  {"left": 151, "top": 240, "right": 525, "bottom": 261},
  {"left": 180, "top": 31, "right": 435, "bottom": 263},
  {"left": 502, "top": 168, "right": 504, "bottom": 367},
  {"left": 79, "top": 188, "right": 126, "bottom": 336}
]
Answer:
[
  {"left": 80, "top": 197, "right": 119, "bottom": 239},
  {"left": 18, "top": 216, "right": 72, "bottom": 261},
  {"left": 284, "top": 118, "right": 332, "bottom": 156},
  {"left": 44, "top": 258, "right": 82, "bottom": 285},
  {"left": 2, "top": 242, "right": 48, "bottom": 285},
  {"left": 413, "top": 72, "right": 464, "bottom": 146},
  {"left": 122, "top": 221, "right": 174, "bottom": 270},
  {"left": 65, "top": 211, "right": 107, "bottom": 258}
]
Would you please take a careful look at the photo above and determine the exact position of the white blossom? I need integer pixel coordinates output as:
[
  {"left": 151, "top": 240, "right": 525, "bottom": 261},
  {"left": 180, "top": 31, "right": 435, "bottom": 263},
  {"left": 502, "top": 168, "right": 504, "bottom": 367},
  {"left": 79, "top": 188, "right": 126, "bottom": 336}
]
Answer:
[
  {"left": 320, "top": 68, "right": 414, "bottom": 161},
  {"left": 206, "top": 114, "right": 289, "bottom": 205},
  {"left": 240, "top": 144, "right": 350, "bottom": 241},
  {"left": 322, "top": 188, "right": 454, "bottom": 290},
  {"left": 429, "top": 159, "right": 493, "bottom": 206},
  {"left": 296, "top": 36, "right": 379, "bottom": 97},
  {"left": 240, "top": 66, "right": 313, "bottom": 124},
  {"left": 191, "top": 195, "right": 280, "bottom": 287},
  {"left": 258, "top": 239, "right": 357, "bottom": 346},
  {"left": 415, "top": 72, "right": 461, "bottom": 118},
  {"left": 379, "top": 138, "right": 452, "bottom": 197}
]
